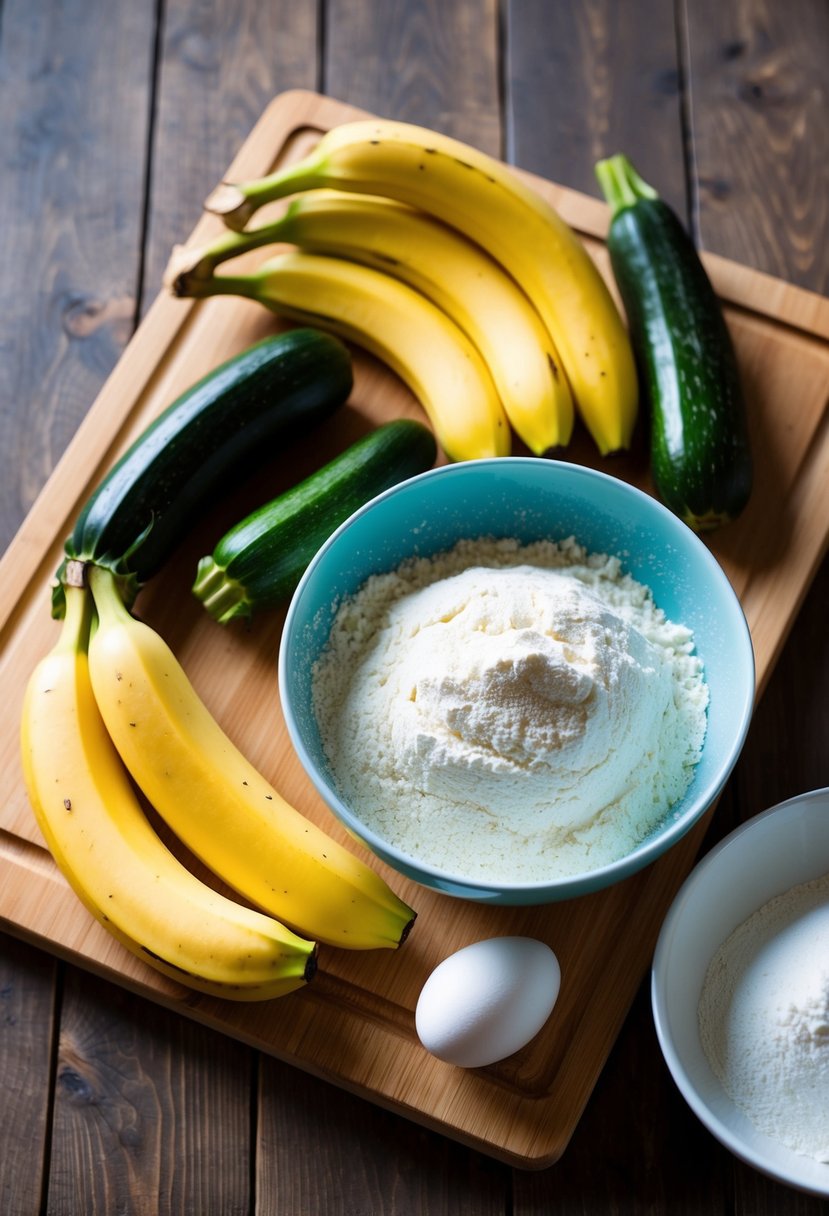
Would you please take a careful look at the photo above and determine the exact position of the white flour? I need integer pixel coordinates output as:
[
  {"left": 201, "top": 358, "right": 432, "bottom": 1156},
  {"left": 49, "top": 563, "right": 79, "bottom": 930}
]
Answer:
[
  {"left": 698, "top": 872, "right": 829, "bottom": 1163},
  {"left": 312, "top": 536, "right": 708, "bottom": 882}
]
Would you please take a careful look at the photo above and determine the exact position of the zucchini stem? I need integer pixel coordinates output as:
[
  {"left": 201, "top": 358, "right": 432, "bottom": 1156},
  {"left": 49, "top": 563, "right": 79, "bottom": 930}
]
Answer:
[
  {"left": 595, "top": 154, "right": 659, "bottom": 217},
  {"left": 192, "top": 557, "right": 251, "bottom": 625}
]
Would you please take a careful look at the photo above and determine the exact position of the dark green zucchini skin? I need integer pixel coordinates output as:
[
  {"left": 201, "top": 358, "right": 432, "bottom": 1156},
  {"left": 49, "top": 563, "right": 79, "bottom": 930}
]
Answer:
[
  {"left": 597, "top": 156, "right": 752, "bottom": 531},
  {"left": 52, "top": 329, "right": 352, "bottom": 617},
  {"left": 192, "top": 418, "right": 437, "bottom": 623}
]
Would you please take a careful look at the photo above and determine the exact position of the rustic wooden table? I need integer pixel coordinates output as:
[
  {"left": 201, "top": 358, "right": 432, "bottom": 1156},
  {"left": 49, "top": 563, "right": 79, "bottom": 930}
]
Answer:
[{"left": 1, "top": 2, "right": 827, "bottom": 1212}]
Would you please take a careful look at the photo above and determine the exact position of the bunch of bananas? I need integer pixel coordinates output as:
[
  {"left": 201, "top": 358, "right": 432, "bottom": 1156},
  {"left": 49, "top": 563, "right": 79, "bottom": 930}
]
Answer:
[
  {"left": 166, "top": 118, "right": 638, "bottom": 460},
  {"left": 21, "top": 561, "right": 415, "bottom": 1001}
]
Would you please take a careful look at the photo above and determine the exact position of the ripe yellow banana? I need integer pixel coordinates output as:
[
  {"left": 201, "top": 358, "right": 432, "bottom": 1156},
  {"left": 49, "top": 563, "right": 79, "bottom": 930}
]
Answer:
[
  {"left": 167, "top": 191, "right": 573, "bottom": 454},
  {"left": 177, "top": 246, "right": 509, "bottom": 462},
  {"left": 20, "top": 571, "right": 316, "bottom": 1000},
  {"left": 85, "top": 565, "right": 416, "bottom": 951},
  {"left": 204, "top": 118, "right": 638, "bottom": 454}
]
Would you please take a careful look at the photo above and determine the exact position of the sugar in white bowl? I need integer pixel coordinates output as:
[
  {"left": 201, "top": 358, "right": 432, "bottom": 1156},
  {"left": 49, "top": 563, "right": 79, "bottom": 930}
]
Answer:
[{"left": 652, "top": 787, "right": 829, "bottom": 1197}]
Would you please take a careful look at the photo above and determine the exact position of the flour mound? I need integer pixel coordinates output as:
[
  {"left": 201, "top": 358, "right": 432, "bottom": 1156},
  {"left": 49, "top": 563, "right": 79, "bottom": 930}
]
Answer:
[{"left": 312, "top": 536, "right": 709, "bottom": 883}]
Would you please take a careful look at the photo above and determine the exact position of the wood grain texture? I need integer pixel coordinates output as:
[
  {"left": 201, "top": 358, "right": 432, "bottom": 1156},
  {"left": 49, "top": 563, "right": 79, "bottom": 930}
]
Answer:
[
  {"left": 46, "top": 970, "right": 253, "bottom": 1216},
  {"left": 0, "top": 0, "right": 156, "bottom": 555},
  {"left": 682, "top": 0, "right": 829, "bottom": 290},
  {"left": 733, "top": 1151, "right": 829, "bottom": 1216},
  {"left": 504, "top": 0, "right": 688, "bottom": 217},
  {"left": 142, "top": 0, "right": 320, "bottom": 312},
  {"left": 731, "top": 557, "right": 829, "bottom": 818},
  {"left": 0, "top": 933, "right": 57, "bottom": 1216},
  {"left": 257, "top": 1055, "right": 509, "bottom": 1214},
  {"left": 324, "top": 0, "right": 502, "bottom": 153}
]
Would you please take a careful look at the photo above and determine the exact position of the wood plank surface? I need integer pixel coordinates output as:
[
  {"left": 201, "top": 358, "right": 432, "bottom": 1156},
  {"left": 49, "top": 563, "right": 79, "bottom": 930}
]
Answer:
[
  {"left": 143, "top": 0, "right": 320, "bottom": 313},
  {"left": 505, "top": 0, "right": 688, "bottom": 217},
  {"left": 683, "top": 0, "right": 829, "bottom": 290},
  {"left": 0, "top": 936, "right": 56, "bottom": 1216},
  {"left": 325, "top": 0, "right": 501, "bottom": 152},
  {"left": 0, "top": 0, "right": 827, "bottom": 1211},
  {"left": 48, "top": 971, "right": 253, "bottom": 1216},
  {"left": 257, "top": 1054, "right": 509, "bottom": 1215},
  {"left": 0, "top": 0, "right": 156, "bottom": 554}
]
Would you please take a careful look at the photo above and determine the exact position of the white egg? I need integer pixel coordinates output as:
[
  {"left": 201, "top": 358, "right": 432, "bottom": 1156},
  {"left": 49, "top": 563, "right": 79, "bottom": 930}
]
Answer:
[{"left": 415, "top": 936, "right": 561, "bottom": 1068}]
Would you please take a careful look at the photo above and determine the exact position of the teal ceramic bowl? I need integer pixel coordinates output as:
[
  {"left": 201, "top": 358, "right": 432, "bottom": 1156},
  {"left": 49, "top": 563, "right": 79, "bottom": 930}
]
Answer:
[{"left": 278, "top": 459, "right": 755, "bottom": 904}]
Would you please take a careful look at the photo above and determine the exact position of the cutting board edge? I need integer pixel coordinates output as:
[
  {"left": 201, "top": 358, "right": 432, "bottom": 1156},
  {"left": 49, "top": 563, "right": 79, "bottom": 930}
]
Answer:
[{"left": 0, "top": 898, "right": 571, "bottom": 1170}]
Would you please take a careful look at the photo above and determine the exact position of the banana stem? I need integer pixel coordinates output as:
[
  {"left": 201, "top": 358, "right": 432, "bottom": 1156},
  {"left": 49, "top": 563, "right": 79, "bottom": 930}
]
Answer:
[
  {"left": 204, "top": 153, "right": 326, "bottom": 231},
  {"left": 165, "top": 231, "right": 261, "bottom": 292},
  {"left": 87, "top": 564, "right": 132, "bottom": 627},
  {"left": 177, "top": 270, "right": 273, "bottom": 304},
  {"left": 165, "top": 202, "right": 301, "bottom": 294},
  {"left": 51, "top": 557, "right": 89, "bottom": 620},
  {"left": 57, "top": 581, "right": 94, "bottom": 658},
  {"left": 595, "top": 154, "right": 658, "bottom": 217}
]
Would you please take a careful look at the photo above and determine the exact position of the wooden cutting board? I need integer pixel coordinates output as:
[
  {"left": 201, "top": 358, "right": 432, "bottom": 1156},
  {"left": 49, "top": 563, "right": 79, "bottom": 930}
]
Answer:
[{"left": 1, "top": 90, "right": 827, "bottom": 1169}]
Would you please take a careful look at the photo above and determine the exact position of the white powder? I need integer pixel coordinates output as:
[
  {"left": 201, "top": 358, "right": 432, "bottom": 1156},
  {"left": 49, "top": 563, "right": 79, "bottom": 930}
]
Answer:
[
  {"left": 698, "top": 872, "right": 829, "bottom": 1163},
  {"left": 312, "top": 536, "right": 708, "bottom": 882}
]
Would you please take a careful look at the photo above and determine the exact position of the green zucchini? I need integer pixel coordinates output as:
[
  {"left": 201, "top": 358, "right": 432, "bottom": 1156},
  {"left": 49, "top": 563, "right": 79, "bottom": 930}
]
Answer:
[
  {"left": 52, "top": 329, "right": 352, "bottom": 617},
  {"left": 595, "top": 154, "right": 752, "bottom": 531},
  {"left": 192, "top": 419, "right": 437, "bottom": 623}
]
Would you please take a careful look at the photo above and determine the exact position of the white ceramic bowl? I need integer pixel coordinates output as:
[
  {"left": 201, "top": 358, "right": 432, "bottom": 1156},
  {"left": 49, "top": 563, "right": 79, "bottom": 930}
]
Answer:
[{"left": 652, "top": 787, "right": 829, "bottom": 1196}]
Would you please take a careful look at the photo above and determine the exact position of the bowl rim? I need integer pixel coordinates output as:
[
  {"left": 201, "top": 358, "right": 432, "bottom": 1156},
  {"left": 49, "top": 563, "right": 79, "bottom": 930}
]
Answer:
[
  {"left": 279, "top": 457, "right": 756, "bottom": 900},
  {"left": 651, "top": 786, "right": 829, "bottom": 1196}
]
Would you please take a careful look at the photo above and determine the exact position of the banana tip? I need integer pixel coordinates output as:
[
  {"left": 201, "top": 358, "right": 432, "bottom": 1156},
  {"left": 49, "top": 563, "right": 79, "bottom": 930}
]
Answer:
[
  {"left": 538, "top": 442, "right": 567, "bottom": 460},
  {"left": 398, "top": 912, "right": 417, "bottom": 947}
]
